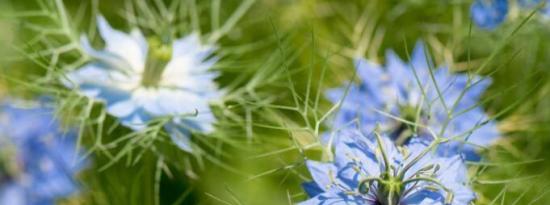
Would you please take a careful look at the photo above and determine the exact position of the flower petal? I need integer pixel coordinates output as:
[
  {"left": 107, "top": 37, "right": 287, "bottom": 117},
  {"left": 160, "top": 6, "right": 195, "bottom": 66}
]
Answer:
[
  {"left": 165, "top": 124, "right": 193, "bottom": 152},
  {"left": 306, "top": 160, "right": 340, "bottom": 192},
  {"left": 96, "top": 16, "right": 147, "bottom": 72},
  {"left": 470, "top": 0, "right": 508, "bottom": 30}
]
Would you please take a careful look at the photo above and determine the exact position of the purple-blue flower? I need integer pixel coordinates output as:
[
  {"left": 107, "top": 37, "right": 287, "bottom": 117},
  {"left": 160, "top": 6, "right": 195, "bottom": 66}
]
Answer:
[
  {"left": 64, "top": 16, "right": 222, "bottom": 152},
  {"left": 300, "top": 129, "right": 475, "bottom": 205},
  {"left": 518, "top": 0, "right": 550, "bottom": 16},
  {"left": 471, "top": 0, "right": 550, "bottom": 29},
  {"left": 0, "top": 101, "right": 84, "bottom": 205},
  {"left": 326, "top": 42, "right": 499, "bottom": 160},
  {"left": 471, "top": 0, "right": 508, "bottom": 29}
]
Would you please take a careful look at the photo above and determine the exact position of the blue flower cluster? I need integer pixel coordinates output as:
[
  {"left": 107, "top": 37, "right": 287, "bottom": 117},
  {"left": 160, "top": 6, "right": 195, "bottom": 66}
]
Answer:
[
  {"left": 471, "top": 0, "right": 550, "bottom": 29},
  {"left": 0, "top": 102, "right": 84, "bottom": 205},
  {"left": 300, "top": 42, "right": 499, "bottom": 204},
  {"left": 65, "top": 16, "right": 222, "bottom": 152},
  {"left": 326, "top": 42, "right": 499, "bottom": 161},
  {"left": 301, "top": 130, "right": 475, "bottom": 205}
]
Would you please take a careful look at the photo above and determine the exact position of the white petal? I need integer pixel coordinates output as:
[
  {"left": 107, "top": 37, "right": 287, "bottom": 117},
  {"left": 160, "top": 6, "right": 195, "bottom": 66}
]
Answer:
[
  {"left": 171, "top": 34, "right": 215, "bottom": 61},
  {"left": 161, "top": 33, "right": 218, "bottom": 89},
  {"left": 97, "top": 16, "right": 147, "bottom": 73},
  {"left": 135, "top": 88, "right": 216, "bottom": 118},
  {"left": 65, "top": 64, "right": 111, "bottom": 86},
  {"left": 107, "top": 99, "right": 138, "bottom": 118},
  {"left": 65, "top": 63, "right": 140, "bottom": 94},
  {"left": 161, "top": 51, "right": 219, "bottom": 90}
]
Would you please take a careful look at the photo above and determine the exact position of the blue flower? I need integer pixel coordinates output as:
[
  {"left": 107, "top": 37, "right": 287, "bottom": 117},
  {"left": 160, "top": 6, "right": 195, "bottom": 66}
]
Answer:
[
  {"left": 326, "top": 42, "right": 499, "bottom": 160},
  {"left": 471, "top": 0, "right": 509, "bottom": 29},
  {"left": 471, "top": 0, "right": 550, "bottom": 29},
  {"left": 0, "top": 101, "right": 84, "bottom": 205},
  {"left": 65, "top": 16, "right": 222, "bottom": 152},
  {"left": 518, "top": 0, "right": 550, "bottom": 16},
  {"left": 300, "top": 129, "right": 475, "bottom": 205}
]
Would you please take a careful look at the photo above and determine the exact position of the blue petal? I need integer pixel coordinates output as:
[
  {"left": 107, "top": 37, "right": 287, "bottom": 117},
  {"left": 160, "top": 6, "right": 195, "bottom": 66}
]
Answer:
[
  {"left": 402, "top": 189, "right": 444, "bottom": 205},
  {"left": 0, "top": 102, "right": 85, "bottom": 204},
  {"left": 302, "top": 182, "right": 324, "bottom": 198},
  {"left": 410, "top": 41, "right": 432, "bottom": 75},
  {"left": 436, "top": 107, "right": 499, "bottom": 161},
  {"left": 297, "top": 192, "right": 368, "bottom": 205},
  {"left": 117, "top": 108, "right": 151, "bottom": 131},
  {"left": 354, "top": 58, "right": 383, "bottom": 85},
  {"left": 334, "top": 130, "right": 380, "bottom": 176},
  {"left": 0, "top": 185, "right": 26, "bottom": 205},
  {"left": 471, "top": 0, "right": 508, "bottom": 29},
  {"left": 385, "top": 50, "right": 411, "bottom": 88},
  {"left": 305, "top": 160, "right": 340, "bottom": 192},
  {"left": 165, "top": 124, "right": 193, "bottom": 152},
  {"left": 518, "top": 0, "right": 543, "bottom": 7}
]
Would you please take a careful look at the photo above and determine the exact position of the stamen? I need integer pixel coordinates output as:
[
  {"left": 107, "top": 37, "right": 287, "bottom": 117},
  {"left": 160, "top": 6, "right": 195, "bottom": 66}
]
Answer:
[
  {"left": 358, "top": 177, "right": 383, "bottom": 194},
  {"left": 402, "top": 177, "right": 454, "bottom": 205}
]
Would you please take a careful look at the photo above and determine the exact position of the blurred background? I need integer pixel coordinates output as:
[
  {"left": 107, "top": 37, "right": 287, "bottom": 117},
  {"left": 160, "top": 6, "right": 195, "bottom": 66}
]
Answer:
[{"left": 1, "top": 0, "right": 550, "bottom": 204}]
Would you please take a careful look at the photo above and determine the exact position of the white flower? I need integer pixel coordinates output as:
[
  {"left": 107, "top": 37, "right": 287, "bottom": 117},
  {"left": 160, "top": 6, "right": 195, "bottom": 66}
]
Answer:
[{"left": 65, "top": 16, "right": 222, "bottom": 152}]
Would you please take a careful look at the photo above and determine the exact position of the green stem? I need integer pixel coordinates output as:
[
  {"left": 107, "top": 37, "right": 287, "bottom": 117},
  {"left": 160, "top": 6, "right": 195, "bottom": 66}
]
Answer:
[{"left": 374, "top": 129, "right": 391, "bottom": 174}]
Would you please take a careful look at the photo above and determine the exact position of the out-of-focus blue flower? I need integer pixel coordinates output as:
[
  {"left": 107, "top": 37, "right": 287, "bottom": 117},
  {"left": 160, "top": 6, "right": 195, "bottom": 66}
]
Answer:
[
  {"left": 518, "top": 0, "right": 550, "bottom": 16},
  {"left": 0, "top": 101, "right": 84, "bottom": 205},
  {"left": 326, "top": 42, "right": 499, "bottom": 160},
  {"left": 65, "top": 16, "right": 222, "bottom": 152},
  {"left": 300, "top": 129, "right": 475, "bottom": 205},
  {"left": 470, "top": 0, "right": 509, "bottom": 29},
  {"left": 471, "top": 0, "right": 550, "bottom": 29}
]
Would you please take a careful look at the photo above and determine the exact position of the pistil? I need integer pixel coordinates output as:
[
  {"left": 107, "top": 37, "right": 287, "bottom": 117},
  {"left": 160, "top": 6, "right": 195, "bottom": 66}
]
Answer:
[
  {"left": 141, "top": 37, "right": 173, "bottom": 87},
  {"left": 361, "top": 130, "right": 451, "bottom": 205}
]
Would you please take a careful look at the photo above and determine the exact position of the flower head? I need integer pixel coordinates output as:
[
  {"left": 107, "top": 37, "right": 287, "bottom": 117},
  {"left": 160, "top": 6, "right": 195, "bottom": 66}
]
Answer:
[
  {"left": 65, "top": 16, "right": 222, "bottom": 152},
  {"left": 326, "top": 42, "right": 499, "bottom": 160},
  {"left": 300, "top": 129, "right": 475, "bottom": 205},
  {"left": 471, "top": 0, "right": 550, "bottom": 29},
  {"left": 0, "top": 101, "right": 84, "bottom": 205},
  {"left": 518, "top": 0, "right": 550, "bottom": 16},
  {"left": 471, "top": 0, "right": 509, "bottom": 30}
]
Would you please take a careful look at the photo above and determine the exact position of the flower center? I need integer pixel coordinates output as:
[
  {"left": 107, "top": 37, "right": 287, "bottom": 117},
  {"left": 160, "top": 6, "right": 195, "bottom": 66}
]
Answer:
[
  {"left": 392, "top": 105, "right": 422, "bottom": 145},
  {"left": 358, "top": 131, "right": 455, "bottom": 205},
  {"left": 377, "top": 172, "right": 404, "bottom": 205},
  {"left": 359, "top": 172, "right": 404, "bottom": 205},
  {"left": 141, "top": 37, "right": 173, "bottom": 87},
  {"left": 359, "top": 167, "right": 453, "bottom": 205}
]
